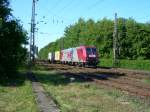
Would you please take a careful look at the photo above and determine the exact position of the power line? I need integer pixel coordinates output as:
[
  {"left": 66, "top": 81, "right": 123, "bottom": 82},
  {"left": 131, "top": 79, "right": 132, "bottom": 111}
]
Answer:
[
  {"left": 39, "top": 32, "right": 62, "bottom": 35},
  {"left": 135, "top": 14, "right": 150, "bottom": 20},
  {"left": 57, "top": 0, "right": 75, "bottom": 14},
  {"left": 48, "top": 0, "right": 63, "bottom": 11},
  {"left": 75, "top": 0, "right": 106, "bottom": 20},
  {"left": 87, "top": 0, "right": 105, "bottom": 11},
  {"left": 37, "top": 0, "right": 77, "bottom": 25}
]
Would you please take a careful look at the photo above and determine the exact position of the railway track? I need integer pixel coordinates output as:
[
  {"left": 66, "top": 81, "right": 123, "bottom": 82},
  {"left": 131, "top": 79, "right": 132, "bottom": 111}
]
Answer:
[
  {"left": 64, "top": 67, "right": 150, "bottom": 97},
  {"left": 35, "top": 60, "right": 150, "bottom": 98}
]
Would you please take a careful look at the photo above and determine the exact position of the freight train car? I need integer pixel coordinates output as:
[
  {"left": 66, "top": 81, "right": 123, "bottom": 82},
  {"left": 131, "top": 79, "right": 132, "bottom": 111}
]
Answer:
[
  {"left": 48, "top": 51, "right": 61, "bottom": 63},
  {"left": 48, "top": 52, "right": 55, "bottom": 63},
  {"left": 61, "top": 48, "right": 73, "bottom": 64},
  {"left": 54, "top": 51, "right": 61, "bottom": 63}
]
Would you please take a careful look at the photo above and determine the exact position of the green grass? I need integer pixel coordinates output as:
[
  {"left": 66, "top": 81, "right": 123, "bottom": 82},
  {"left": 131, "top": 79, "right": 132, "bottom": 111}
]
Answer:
[
  {"left": 0, "top": 71, "right": 38, "bottom": 112},
  {"left": 34, "top": 70, "right": 150, "bottom": 112},
  {"left": 142, "top": 78, "right": 150, "bottom": 84},
  {"left": 99, "top": 59, "right": 150, "bottom": 71},
  {"left": 99, "top": 58, "right": 113, "bottom": 67},
  {"left": 120, "top": 59, "right": 150, "bottom": 70}
]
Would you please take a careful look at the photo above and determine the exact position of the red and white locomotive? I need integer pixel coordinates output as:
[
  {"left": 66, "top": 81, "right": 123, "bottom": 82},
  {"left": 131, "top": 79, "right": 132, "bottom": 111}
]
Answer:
[{"left": 48, "top": 46, "right": 99, "bottom": 67}]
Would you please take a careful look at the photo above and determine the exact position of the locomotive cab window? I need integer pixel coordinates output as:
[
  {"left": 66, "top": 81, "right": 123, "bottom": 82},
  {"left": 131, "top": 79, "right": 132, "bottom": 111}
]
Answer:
[
  {"left": 86, "top": 48, "right": 96, "bottom": 55},
  {"left": 92, "top": 48, "right": 96, "bottom": 54}
]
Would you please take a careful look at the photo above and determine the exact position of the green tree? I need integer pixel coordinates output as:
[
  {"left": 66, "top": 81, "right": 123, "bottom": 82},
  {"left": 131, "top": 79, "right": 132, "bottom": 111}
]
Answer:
[
  {"left": 0, "top": 0, "right": 28, "bottom": 77},
  {"left": 39, "top": 18, "right": 150, "bottom": 61}
]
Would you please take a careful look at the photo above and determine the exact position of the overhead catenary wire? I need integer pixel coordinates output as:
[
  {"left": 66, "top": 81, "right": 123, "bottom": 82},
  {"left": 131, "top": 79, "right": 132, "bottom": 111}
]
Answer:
[
  {"left": 135, "top": 14, "right": 150, "bottom": 20},
  {"left": 56, "top": 0, "right": 75, "bottom": 15},
  {"left": 72, "top": 0, "right": 106, "bottom": 21},
  {"left": 87, "top": 0, "right": 105, "bottom": 11},
  {"left": 34, "top": 0, "right": 150, "bottom": 45},
  {"left": 36, "top": 0, "right": 78, "bottom": 25},
  {"left": 38, "top": 0, "right": 110, "bottom": 26},
  {"left": 48, "top": 0, "right": 63, "bottom": 11},
  {"left": 28, "top": 0, "right": 150, "bottom": 27},
  {"left": 36, "top": 0, "right": 107, "bottom": 27}
]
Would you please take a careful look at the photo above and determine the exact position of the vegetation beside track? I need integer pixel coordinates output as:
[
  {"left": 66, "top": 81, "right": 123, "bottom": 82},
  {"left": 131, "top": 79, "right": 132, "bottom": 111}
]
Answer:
[
  {"left": 0, "top": 71, "right": 38, "bottom": 112},
  {"left": 33, "top": 69, "right": 150, "bottom": 112},
  {"left": 142, "top": 78, "right": 150, "bottom": 84},
  {"left": 99, "top": 58, "right": 150, "bottom": 71},
  {"left": 39, "top": 18, "right": 150, "bottom": 60}
]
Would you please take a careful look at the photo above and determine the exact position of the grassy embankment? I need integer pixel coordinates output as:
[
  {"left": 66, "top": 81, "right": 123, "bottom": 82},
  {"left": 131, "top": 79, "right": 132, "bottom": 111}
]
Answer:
[
  {"left": 0, "top": 71, "right": 38, "bottom": 112},
  {"left": 99, "top": 59, "right": 150, "bottom": 71},
  {"left": 33, "top": 69, "right": 150, "bottom": 112}
]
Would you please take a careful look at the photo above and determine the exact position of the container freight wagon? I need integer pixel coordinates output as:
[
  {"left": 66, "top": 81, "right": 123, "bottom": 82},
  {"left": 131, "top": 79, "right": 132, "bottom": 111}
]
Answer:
[
  {"left": 60, "top": 46, "right": 99, "bottom": 66},
  {"left": 48, "top": 51, "right": 60, "bottom": 63},
  {"left": 48, "top": 52, "right": 55, "bottom": 63},
  {"left": 54, "top": 51, "right": 61, "bottom": 63},
  {"left": 61, "top": 48, "right": 73, "bottom": 64}
]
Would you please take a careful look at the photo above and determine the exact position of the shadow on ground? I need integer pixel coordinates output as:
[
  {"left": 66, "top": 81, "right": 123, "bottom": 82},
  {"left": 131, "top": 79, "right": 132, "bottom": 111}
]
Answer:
[
  {"left": 0, "top": 72, "right": 26, "bottom": 87},
  {"left": 35, "top": 70, "right": 125, "bottom": 86},
  {"left": 35, "top": 72, "right": 86, "bottom": 86}
]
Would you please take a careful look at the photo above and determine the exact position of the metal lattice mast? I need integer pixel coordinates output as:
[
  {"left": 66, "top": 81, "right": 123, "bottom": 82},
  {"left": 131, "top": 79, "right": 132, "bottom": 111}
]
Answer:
[{"left": 30, "top": 0, "right": 37, "bottom": 63}]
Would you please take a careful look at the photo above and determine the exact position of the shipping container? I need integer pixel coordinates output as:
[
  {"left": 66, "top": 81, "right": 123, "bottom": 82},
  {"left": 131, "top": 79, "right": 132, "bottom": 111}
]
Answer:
[
  {"left": 48, "top": 52, "right": 55, "bottom": 63},
  {"left": 54, "top": 51, "right": 61, "bottom": 62}
]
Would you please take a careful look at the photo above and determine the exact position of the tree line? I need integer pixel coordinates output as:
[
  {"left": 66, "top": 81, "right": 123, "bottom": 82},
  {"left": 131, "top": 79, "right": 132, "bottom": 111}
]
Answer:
[
  {"left": 0, "top": 0, "right": 28, "bottom": 77},
  {"left": 39, "top": 18, "right": 150, "bottom": 60}
]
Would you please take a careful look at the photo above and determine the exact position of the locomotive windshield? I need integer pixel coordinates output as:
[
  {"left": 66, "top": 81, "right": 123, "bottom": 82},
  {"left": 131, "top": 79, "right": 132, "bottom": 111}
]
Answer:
[
  {"left": 86, "top": 48, "right": 96, "bottom": 55},
  {"left": 92, "top": 48, "right": 96, "bottom": 54}
]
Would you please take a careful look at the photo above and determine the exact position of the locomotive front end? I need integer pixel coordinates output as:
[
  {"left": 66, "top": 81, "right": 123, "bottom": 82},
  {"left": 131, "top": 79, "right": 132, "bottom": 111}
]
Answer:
[{"left": 85, "top": 47, "right": 99, "bottom": 66}]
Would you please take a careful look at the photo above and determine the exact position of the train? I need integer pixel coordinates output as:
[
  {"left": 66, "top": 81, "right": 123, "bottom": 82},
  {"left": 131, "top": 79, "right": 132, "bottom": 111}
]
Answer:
[{"left": 48, "top": 46, "right": 99, "bottom": 67}]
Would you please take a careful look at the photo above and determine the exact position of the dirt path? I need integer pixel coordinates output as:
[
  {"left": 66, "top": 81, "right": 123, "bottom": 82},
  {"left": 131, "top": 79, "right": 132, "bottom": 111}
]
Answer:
[{"left": 27, "top": 71, "right": 60, "bottom": 112}]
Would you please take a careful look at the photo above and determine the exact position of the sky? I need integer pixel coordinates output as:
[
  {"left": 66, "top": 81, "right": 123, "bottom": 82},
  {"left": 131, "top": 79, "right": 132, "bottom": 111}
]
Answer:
[{"left": 10, "top": 0, "right": 150, "bottom": 50}]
